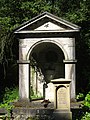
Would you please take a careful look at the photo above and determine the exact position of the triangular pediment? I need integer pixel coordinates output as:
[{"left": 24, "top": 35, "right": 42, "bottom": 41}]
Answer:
[
  {"left": 35, "top": 21, "right": 65, "bottom": 31},
  {"left": 14, "top": 12, "right": 80, "bottom": 33}
]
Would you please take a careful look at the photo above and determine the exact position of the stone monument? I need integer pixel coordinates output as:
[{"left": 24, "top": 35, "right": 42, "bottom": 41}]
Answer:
[
  {"left": 51, "top": 79, "right": 72, "bottom": 120},
  {"left": 14, "top": 12, "right": 80, "bottom": 102},
  {"left": 13, "top": 11, "right": 81, "bottom": 119}
]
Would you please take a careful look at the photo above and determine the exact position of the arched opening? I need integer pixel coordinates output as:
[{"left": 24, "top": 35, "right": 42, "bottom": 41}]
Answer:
[{"left": 29, "top": 42, "right": 65, "bottom": 99}]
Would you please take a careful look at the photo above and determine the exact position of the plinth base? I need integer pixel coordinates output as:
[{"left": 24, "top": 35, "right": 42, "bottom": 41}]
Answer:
[{"left": 53, "top": 110, "right": 72, "bottom": 120}]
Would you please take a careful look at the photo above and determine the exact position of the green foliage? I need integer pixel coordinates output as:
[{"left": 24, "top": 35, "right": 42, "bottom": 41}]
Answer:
[
  {"left": 0, "top": 87, "right": 18, "bottom": 111},
  {"left": 30, "top": 86, "right": 43, "bottom": 99},
  {"left": 31, "top": 94, "right": 43, "bottom": 100},
  {"left": 76, "top": 93, "right": 85, "bottom": 101},
  {"left": 79, "top": 92, "right": 90, "bottom": 120},
  {"left": 84, "top": 92, "right": 90, "bottom": 108},
  {"left": 81, "top": 112, "right": 90, "bottom": 120},
  {"left": 0, "top": 87, "right": 18, "bottom": 119}
]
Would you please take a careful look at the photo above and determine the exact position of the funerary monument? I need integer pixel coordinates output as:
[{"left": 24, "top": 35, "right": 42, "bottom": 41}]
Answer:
[{"left": 14, "top": 12, "right": 80, "bottom": 120}]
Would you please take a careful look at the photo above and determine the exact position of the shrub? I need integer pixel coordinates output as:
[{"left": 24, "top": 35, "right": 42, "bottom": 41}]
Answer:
[
  {"left": 0, "top": 87, "right": 18, "bottom": 110},
  {"left": 81, "top": 112, "right": 90, "bottom": 120},
  {"left": 76, "top": 93, "right": 85, "bottom": 101},
  {"left": 80, "top": 92, "right": 90, "bottom": 120},
  {"left": 84, "top": 91, "right": 90, "bottom": 108}
]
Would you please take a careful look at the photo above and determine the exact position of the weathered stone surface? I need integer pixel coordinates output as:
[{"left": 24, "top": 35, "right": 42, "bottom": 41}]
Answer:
[
  {"left": 53, "top": 110, "right": 72, "bottom": 120},
  {"left": 45, "top": 83, "right": 55, "bottom": 102},
  {"left": 57, "top": 86, "right": 67, "bottom": 109},
  {"left": 51, "top": 79, "right": 71, "bottom": 110}
]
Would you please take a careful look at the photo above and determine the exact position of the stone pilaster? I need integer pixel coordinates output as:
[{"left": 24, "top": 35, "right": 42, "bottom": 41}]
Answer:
[
  {"left": 17, "top": 60, "right": 30, "bottom": 101},
  {"left": 64, "top": 60, "right": 77, "bottom": 102}
]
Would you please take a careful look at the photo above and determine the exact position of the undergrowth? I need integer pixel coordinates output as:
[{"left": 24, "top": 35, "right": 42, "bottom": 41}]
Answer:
[
  {"left": 0, "top": 87, "right": 18, "bottom": 119},
  {"left": 76, "top": 92, "right": 90, "bottom": 120},
  {"left": 0, "top": 87, "right": 18, "bottom": 109}
]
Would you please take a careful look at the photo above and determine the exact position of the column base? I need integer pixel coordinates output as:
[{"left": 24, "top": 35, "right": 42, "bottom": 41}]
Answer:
[
  {"left": 70, "top": 98, "right": 77, "bottom": 102},
  {"left": 13, "top": 99, "right": 30, "bottom": 107},
  {"left": 53, "top": 110, "right": 72, "bottom": 120},
  {"left": 19, "top": 98, "right": 30, "bottom": 102}
]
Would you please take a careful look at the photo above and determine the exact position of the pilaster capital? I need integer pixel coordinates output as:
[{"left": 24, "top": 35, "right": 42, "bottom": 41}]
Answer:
[
  {"left": 17, "top": 60, "right": 30, "bottom": 64},
  {"left": 63, "top": 59, "right": 77, "bottom": 64}
]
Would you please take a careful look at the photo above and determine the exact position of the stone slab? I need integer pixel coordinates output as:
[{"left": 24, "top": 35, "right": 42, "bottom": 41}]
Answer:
[{"left": 53, "top": 110, "right": 72, "bottom": 120}]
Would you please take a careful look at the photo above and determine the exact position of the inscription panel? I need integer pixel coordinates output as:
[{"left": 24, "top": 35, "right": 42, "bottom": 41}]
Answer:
[{"left": 57, "top": 86, "right": 68, "bottom": 109}]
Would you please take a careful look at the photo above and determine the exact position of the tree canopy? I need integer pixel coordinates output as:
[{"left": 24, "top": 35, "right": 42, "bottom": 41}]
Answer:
[{"left": 0, "top": 0, "right": 90, "bottom": 94}]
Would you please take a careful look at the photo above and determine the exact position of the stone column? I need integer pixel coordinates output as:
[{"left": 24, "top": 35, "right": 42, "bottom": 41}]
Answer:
[
  {"left": 17, "top": 60, "right": 30, "bottom": 101},
  {"left": 64, "top": 60, "right": 77, "bottom": 102},
  {"left": 17, "top": 39, "right": 31, "bottom": 101}
]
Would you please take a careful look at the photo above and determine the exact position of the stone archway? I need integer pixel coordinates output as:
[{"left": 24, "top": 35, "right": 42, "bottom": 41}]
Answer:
[
  {"left": 28, "top": 41, "right": 65, "bottom": 99},
  {"left": 26, "top": 39, "right": 68, "bottom": 60}
]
